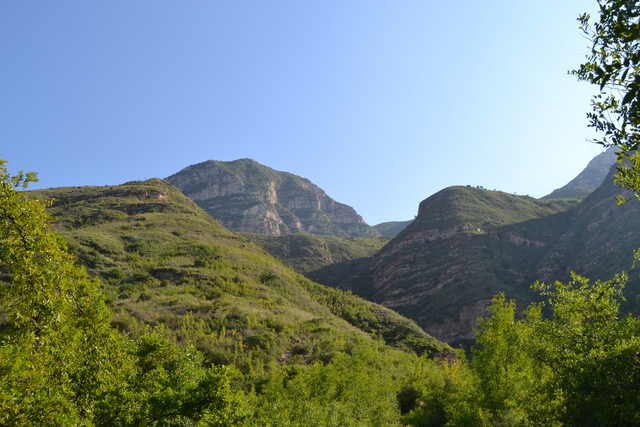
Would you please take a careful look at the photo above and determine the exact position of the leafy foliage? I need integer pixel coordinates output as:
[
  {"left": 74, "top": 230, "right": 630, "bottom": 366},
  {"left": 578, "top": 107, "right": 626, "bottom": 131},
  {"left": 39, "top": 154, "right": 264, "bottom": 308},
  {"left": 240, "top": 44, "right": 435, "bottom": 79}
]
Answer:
[
  {"left": 400, "top": 275, "right": 640, "bottom": 426},
  {"left": 254, "top": 345, "right": 406, "bottom": 426},
  {"left": 471, "top": 295, "right": 534, "bottom": 424},
  {"left": 572, "top": 0, "right": 640, "bottom": 201},
  {"left": 0, "top": 160, "right": 247, "bottom": 426},
  {"left": 525, "top": 273, "right": 640, "bottom": 425}
]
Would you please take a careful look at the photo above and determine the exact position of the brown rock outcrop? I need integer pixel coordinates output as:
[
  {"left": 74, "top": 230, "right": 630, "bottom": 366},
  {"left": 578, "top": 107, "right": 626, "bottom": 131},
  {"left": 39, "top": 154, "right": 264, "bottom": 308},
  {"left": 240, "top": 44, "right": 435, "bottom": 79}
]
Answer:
[{"left": 166, "top": 159, "right": 380, "bottom": 238}]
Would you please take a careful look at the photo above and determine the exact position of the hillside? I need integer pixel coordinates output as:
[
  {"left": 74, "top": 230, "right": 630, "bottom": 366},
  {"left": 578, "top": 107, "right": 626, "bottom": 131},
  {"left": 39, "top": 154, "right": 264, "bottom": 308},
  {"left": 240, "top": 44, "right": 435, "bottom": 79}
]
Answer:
[
  {"left": 242, "top": 232, "right": 391, "bottom": 289},
  {"left": 536, "top": 164, "right": 640, "bottom": 307},
  {"left": 331, "top": 165, "right": 640, "bottom": 346},
  {"left": 26, "top": 179, "right": 447, "bottom": 375},
  {"left": 165, "top": 159, "right": 380, "bottom": 238},
  {"left": 343, "top": 188, "right": 582, "bottom": 344},
  {"left": 374, "top": 220, "right": 414, "bottom": 237}
]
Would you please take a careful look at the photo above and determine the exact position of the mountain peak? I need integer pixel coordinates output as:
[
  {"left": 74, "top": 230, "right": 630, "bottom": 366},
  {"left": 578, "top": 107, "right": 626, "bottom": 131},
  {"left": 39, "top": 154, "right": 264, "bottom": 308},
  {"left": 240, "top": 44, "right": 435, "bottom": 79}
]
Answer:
[
  {"left": 166, "top": 159, "right": 380, "bottom": 238},
  {"left": 542, "top": 146, "right": 618, "bottom": 199}
]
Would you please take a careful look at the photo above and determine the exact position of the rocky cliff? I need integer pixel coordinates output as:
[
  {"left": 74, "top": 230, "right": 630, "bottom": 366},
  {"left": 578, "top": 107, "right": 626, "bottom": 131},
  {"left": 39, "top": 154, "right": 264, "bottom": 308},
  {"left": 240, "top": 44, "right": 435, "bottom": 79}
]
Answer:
[{"left": 166, "top": 159, "right": 380, "bottom": 238}]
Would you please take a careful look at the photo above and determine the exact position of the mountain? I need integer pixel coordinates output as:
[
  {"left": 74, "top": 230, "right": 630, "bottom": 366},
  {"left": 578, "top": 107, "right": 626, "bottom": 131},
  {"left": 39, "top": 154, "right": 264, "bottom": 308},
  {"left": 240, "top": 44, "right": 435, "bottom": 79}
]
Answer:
[
  {"left": 26, "top": 179, "right": 447, "bottom": 371},
  {"left": 542, "top": 146, "right": 618, "bottom": 199},
  {"left": 166, "top": 159, "right": 380, "bottom": 238},
  {"left": 374, "top": 220, "right": 414, "bottom": 237},
  {"left": 536, "top": 164, "right": 640, "bottom": 293},
  {"left": 350, "top": 189, "right": 580, "bottom": 344},
  {"left": 332, "top": 164, "right": 640, "bottom": 346}
]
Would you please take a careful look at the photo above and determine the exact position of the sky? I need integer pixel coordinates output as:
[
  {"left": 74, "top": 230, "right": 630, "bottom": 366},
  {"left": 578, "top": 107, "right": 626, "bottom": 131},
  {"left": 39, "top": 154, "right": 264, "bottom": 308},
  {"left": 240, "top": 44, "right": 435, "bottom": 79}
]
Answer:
[{"left": 1, "top": 1, "right": 605, "bottom": 225}]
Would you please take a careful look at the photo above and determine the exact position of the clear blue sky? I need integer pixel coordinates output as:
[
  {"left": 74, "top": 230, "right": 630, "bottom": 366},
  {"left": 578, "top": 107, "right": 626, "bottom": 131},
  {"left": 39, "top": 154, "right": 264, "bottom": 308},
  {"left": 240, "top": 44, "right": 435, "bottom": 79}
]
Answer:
[{"left": 1, "top": 1, "right": 604, "bottom": 225}]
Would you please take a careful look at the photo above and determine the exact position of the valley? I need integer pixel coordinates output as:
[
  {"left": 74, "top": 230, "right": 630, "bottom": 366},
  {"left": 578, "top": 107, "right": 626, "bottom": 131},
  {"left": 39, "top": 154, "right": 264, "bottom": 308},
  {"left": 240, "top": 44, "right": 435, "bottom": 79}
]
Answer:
[
  {"left": 5, "top": 146, "right": 640, "bottom": 425},
  {"left": 31, "top": 151, "right": 637, "bottom": 349}
]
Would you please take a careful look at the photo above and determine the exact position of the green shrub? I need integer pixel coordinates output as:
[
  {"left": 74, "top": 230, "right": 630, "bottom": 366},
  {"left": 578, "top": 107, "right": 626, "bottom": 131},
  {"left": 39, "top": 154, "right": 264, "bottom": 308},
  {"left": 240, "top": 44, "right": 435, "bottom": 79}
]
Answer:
[
  {"left": 290, "top": 343, "right": 310, "bottom": 356},
  {"left": 129, "top": 271, "right": 152, "bottom": 283},
  {"left": 247, "top": 333, "right": 276, "bottom": 349},
  {"left": 106, "top": 267, "right": 127, "bottom": 280},
  {"left": 194, "top": 259, "right": 208, "bottom": 268},
  {"left": 259, "top": 271, "right": 278, "bottom": 284},
  {"left": 138, "top": 291, "right": 152, "bottom": 302}
]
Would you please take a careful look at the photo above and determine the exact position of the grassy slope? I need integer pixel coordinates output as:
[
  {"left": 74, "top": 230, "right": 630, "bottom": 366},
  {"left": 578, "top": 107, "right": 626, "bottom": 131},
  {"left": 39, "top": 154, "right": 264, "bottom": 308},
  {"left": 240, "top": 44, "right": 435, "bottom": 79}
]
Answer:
[
  {"left": 409, "top": 187, "right": 580, "bottom": 232},
  {"left": 26, "top": 180, "right": 447, "bottom": 381},
  {"left": 242, "top": 232, "right": 391, "bottom": 288},
  {"left": 541, "top": 186, "right": 592, "bottom": 200}
]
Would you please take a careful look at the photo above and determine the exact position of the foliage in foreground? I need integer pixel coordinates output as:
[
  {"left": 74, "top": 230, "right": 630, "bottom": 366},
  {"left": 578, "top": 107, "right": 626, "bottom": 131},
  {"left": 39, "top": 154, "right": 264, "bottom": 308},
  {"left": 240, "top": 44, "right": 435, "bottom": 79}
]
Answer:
[
  {"left": 401, "top": 277, "right": 640, "bottom": 426},
  {"left": 4, "top": 166, "right": 640, "bottom": 426},
  {"left": 0, "top": 160, "right": 247, "bottom": 426}
]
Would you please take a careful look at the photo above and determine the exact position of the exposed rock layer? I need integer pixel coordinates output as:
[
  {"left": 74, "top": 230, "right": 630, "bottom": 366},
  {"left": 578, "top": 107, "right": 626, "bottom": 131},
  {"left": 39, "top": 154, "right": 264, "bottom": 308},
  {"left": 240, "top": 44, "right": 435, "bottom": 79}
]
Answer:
[{"left": 166, "top": 159, "right": 380, "bottom": 238}]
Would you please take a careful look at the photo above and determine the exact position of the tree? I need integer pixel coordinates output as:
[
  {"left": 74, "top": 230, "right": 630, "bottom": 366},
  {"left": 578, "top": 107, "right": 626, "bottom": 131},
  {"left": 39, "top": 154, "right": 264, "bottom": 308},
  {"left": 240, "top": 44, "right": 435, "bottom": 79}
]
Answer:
[
  {"left": 470, "top": 294, "right": 535, "bottom": 426},
  {"left": 0, "top": 159, "right": 118, "bottom": 425},
  {"left": 0, "top": 158, "right": 246, "bottom": 426},
  {"left": 524, "top": 273, "right": 640, "bottom": 426},
  {"left": 573, "top": 0, "right": 640, "bottom": 201},
  {"left": 570, "top": 6, "right": 640, "bottom": 423}
]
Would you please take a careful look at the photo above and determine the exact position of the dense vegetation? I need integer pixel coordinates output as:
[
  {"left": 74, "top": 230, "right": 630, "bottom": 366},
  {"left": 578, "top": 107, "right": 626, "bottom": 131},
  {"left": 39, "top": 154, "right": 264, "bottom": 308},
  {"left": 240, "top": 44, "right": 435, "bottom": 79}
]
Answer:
[
  {"left": 4, "top": 158, "right": 640, "bottom": 425},
  {"left": 0, "top": 162, "right": 246, "bottom": 426}
]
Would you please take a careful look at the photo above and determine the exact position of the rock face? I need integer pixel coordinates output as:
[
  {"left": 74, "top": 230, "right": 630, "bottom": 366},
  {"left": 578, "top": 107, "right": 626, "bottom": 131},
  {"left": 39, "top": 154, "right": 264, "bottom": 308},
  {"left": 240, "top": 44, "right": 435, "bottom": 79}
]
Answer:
[
  {"left": 166, "top": 159, "right": 380, "bottom": 238},
  {"left": 542, "top": 147, "right": 618, "bottom": 199},
  {"left": 344, "top": 165, "right": 640, "bottom": 345}
]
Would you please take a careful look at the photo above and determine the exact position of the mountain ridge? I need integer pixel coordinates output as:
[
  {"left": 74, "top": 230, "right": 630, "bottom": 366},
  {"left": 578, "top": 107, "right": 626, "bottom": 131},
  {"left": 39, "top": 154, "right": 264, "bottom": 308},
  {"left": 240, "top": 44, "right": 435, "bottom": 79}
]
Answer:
[
  {"left": 325, "top": 164, "right": 640, "bottom": 345},
  {"left": 27, "top": 151, "right": 639, "bottom": 348},
  {"left": 356, "top": 188, "right": 580, "bottom": 343},
  {"left": 373, "top": 220, "right": 414, "bottom": 237},
  {"left": 542, "top": 146, "right": 618, "bottom": 199}
]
